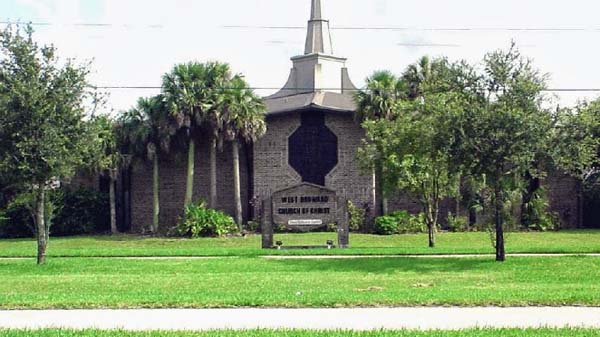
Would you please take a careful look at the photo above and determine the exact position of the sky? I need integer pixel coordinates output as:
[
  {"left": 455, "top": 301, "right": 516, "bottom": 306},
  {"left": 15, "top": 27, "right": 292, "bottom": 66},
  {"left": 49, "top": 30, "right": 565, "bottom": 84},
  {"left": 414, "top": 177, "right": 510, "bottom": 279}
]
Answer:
[{"left": 2, "top": 0, "right": 600, "bottom": 113}]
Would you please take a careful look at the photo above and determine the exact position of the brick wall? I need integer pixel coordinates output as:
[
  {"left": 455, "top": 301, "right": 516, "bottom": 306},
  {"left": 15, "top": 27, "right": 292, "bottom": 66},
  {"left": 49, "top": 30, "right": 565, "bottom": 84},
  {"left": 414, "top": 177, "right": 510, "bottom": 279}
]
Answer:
[
  {"left": 130, "top": 138, "right": 249, "bottom": 233},
  {"left": 546, "top": 171, "right": 582, "bottom": 228},
  {"left": 253, "top": 109, "right": 375, "bottom": 225},
  {"left": 128, "top": 109, "right": 582, "bottom": 232},
  {"left": 387, "top": 172, "right": 582, "bottom": 229}
]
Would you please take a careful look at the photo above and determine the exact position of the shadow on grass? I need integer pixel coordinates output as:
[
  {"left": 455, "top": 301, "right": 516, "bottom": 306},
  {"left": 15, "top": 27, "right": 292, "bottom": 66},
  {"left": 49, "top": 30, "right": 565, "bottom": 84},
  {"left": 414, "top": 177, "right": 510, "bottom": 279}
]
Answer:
[{"left": 269, "top": 256, "right": 497, "bottom": 274}]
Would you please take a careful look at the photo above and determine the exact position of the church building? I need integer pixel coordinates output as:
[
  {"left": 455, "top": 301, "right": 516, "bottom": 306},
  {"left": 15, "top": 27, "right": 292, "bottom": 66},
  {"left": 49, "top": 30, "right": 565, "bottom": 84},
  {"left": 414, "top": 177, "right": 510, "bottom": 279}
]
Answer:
[{"left": 124, "top": 0, "right": 582, "bottom": 233}]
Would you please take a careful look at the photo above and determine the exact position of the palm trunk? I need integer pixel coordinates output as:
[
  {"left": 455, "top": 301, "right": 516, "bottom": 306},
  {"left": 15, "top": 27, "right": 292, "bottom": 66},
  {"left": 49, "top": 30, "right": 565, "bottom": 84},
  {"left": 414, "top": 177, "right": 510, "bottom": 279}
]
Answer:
[
  {"left": 184, "top": 139, "right": 195, "bottom": 207},
  {"left": 109, "top": 171, "right": 117, "bottom": 235},
  {"left": 152, "top": 154, "right": 160, "bottom": 233},
  {"left": 36, "top": 188, "right": 47, "bottom": 265},
  {"left": 375, "top": 162, "right": 386, "bottom": 216},
  {"left": 210, "top": 136, "right": 218, "bottom": 209},
  {"left": 494, "top": 183, "right": 506, "bottom": 262},
  {"left": 232, "top": 141, "right": 243, "bottom": 231}
]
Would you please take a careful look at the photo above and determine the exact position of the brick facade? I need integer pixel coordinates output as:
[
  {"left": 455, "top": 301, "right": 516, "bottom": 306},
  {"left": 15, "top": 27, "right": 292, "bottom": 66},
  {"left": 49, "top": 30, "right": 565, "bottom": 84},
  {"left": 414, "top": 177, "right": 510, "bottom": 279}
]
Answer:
[
  {"left": 127, "top": 110, "right": 583, "bottom": 232},
  {"left": 253, "top": 109, "right": 375, "bottom": 226},
  {"left": 546, "top": 171, "right": 583, "bottom": 228},
  {"left": 130, "top": 138, "right": 249, "bottom": 232}
]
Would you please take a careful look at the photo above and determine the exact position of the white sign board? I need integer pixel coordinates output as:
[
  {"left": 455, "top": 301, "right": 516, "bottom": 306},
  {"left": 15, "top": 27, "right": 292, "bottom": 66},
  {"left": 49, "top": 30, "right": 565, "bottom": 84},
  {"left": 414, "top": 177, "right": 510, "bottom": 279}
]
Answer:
[{"left": 288, "top": 219, "right": 323, "bottom": 226}]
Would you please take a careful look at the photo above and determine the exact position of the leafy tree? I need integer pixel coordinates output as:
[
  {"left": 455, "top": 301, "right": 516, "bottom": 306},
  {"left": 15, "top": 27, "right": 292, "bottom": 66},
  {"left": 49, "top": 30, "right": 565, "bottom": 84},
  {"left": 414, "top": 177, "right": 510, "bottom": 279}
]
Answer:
[
  {"left": 119, "top": 95, "right": 173, "bottom": 233},
  {"left": 550, "top": 100, "right": 600, "bottom": 227},
  {"left": 222, "top": 76, "right": 266, "bottom": 229},
  {"left": 361, "top": 93, "right": 461, "bottom": 247},
  {"left": 354, "top": 71, "right": 404, "bottom": 216},
  {"left": 551, "top": 101, "right": 600, "bottom": 183},
  {"left": 447, "top": 43, "right": 552, "bottom": 261},
  {"left": 0, "top": 26, "right": 92, "bottom": 264}
]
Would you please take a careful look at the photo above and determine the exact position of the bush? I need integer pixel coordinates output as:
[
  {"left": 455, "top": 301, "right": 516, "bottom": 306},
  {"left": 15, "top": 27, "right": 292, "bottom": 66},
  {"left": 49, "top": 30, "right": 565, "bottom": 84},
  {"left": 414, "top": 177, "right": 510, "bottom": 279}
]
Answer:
[
  {"left": 447, "top": 213, "right": 469, "bottom": 232},
  {"left": 0, "top": 195, "right": 35, "bottom": 239},
  {"left": 389, "top": 210, "right": 426, "bottom": 234},
  {"left": 0, "top": 188, "right": 109, "bottom": 239},
  {"left": 374, "top": 211, "right": 426, "bottom": 235},
  {"left": 521, "top": 187, "right": 561, "bottom": 231},
  {"left": 347, "top": 201, "right": 366, "bottom": 232},
  {"left": 245, "top": 220, "right": 260, "bottom": 233},
  {"left": 374, "top": 215, "right": 399, "bottom": 235},
  {"left": 174, "top": 201, "right": 238, "bottom": 238},
  {"left": 51, "top": 188, "right": 110, "bottom": 236}
]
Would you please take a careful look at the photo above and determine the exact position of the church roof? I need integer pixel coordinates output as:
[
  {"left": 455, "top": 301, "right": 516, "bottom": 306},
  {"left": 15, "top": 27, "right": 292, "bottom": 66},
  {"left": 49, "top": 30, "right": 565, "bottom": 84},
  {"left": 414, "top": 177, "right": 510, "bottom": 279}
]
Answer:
[
  {"left": 265, "top": 0, "right": 357, "bottom": 115},
  {"left": 265, "top": 91, "right": 356, "bottom": 116}
]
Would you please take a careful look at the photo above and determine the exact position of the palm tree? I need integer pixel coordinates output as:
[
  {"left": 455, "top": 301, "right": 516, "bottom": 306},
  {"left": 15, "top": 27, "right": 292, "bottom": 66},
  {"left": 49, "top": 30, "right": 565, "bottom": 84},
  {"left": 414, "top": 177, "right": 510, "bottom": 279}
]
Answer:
[
  {"left": 354, "top": 70, "right": 404, "bottom": 122},
  {"left": 119, "top": 95, "right": 172, "bottom": 233},
  {"left": 402, "top": 56, "right": 432, "bottom": 100},
  {"left": 203, "top": 62, "right": 233, "bottom": 209},
  {"left": 87, "top": 115, "right": 121, "bottom": 234},
  {"left": 354, "top": 71, "right": 404, "bottom": 216},
  {"left": 162, "top": 63, "right": 207, "bottom": 208},
  {"left": 222, "top": 75, "right": 267, "bottom": 230}
]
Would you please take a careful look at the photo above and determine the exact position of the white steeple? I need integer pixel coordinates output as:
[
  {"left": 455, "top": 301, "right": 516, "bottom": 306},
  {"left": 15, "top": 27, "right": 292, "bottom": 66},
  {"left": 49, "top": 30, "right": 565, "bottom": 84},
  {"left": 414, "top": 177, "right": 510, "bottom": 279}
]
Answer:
[
  {"left": 304, "top": 0, "right": 333, "bottom": 55},
  {"left": 266, "top": 0, "right": 357, "bottom": 109}
]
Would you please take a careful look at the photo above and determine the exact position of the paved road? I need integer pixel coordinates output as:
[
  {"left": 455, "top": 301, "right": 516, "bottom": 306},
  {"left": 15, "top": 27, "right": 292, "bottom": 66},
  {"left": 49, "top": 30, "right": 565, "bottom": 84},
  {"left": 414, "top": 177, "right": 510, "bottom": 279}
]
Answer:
[{"left": 1, "top": 307, "right": 600, "bottom": 331}]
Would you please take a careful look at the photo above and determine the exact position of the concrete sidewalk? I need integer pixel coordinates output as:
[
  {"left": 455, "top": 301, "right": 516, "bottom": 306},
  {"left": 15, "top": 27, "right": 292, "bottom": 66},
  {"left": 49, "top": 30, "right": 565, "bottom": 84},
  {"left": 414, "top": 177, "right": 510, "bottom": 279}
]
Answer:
[{"left": 1, "top": 307, "right": 599, "bottom": 331}]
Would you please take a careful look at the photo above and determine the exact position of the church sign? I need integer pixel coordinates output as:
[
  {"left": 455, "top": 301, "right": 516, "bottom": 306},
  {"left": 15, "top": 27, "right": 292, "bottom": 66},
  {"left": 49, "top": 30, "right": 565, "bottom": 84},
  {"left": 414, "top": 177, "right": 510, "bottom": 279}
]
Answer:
[{"left": 272, "top": 183, "right": 338, "bottom": 231}]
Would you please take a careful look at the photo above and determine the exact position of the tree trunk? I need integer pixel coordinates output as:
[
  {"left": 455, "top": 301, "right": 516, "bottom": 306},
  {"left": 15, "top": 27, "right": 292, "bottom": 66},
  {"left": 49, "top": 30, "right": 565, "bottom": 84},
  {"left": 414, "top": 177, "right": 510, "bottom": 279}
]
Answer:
[
  {"left": 421, "top": 200, "right": 437, "bottom": 248},
  {"left": 184, "top": 139, "right": 195, "bottom": 207},
  {"left": 152, "top": 154, "right": 160, "bottom": 233},
  {"left": 36, "top": 188, "right": 47, "bottom": 265},
  {"left": 494, "top": 183, "right": 506, "bottom": 262},
  {"left": 109, "top": 171, "right": 118, "bottom": 235},
  {"left": 210, "top": 136, "right": 218, "bottom": 209},
  {"left": 375, "top": 162, "right": 386, "bottom": 216},
  {"left": 382, "top": 198, "right": 389, "bottom": 216},
  {"left": 428, "top": 224, "right": 435, "bottom": 248},
  {"left": 426, "top": 205, "right": 436, "bottom": 248},
  {"left": 520, "top": 172, "right": 541, "bottom": 228},
  {"left": 232, "top": 141, "right": 243, "bottom": 231}
]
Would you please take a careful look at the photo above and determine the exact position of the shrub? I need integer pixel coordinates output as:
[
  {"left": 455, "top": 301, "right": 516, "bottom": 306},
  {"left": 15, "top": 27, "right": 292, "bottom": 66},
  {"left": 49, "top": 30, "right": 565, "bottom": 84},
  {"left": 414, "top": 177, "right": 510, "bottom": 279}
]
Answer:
[
  {"left": 51, "top": 188, "right": 110, "bottom": 236},
  {"left": 522, "top": 188, "right": 560, "bottom": 231},
  {"left": 374, "top": 216, "right": 399, "bottom": 235},
  {"left": 447, "top": 213, "right": 469, "bottom": 232},
  {"left": 245, "top": 220, "right": 260, "bottom": 233},
  {"left": 174, "top": 201, "right": 237, "bottom": 238},
  {"left": 0, "top": 188, "right": 109, "bottom": 239},
  {"left": 529, "top": 212, "right": 560, "bottom": 232},
  {"left": 347, "top": 200, "right": 366, "bottom": 232},
  {"left": 389, "top": 210, "right": 426, "bottom": 234},
  {"left": 0, "top": 195, "right": 35, "bottom": 239}
]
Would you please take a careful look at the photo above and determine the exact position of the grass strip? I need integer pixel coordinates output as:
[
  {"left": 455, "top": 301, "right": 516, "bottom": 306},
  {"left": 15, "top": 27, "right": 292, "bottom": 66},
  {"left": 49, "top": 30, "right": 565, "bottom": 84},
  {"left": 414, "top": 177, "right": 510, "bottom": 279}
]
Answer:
[
  {"left": 2, "top": 231, "right": 600, "bottom": 258},
  {"left": 1, "top": 329, "right": 600, "bottom": 337},
  {"left": 1, "top": 256, "right": 599, "bottom": 308}
]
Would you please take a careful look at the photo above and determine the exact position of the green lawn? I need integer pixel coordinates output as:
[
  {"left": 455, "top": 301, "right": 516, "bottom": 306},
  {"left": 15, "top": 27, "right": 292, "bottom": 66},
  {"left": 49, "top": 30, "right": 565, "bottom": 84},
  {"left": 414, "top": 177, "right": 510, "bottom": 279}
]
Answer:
[
  {"left": 1, "top": 330, "right": 600, "bottom": 337},
  {"left": 1, "top": 230, "right": 600, "bottom": 257},
  {"left": 1, "top": 256, "right": 598, "bottom": 309}
]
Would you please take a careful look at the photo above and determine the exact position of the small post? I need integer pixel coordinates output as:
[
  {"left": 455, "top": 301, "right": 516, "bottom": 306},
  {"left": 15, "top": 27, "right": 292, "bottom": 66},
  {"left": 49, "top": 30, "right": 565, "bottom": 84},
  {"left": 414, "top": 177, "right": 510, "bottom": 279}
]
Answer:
[
  {"left": 261, "top": 198, "right": 274, "bottom": 249},
  {"left": 337, "top": 196, "right": 349, "bottom": 248}
]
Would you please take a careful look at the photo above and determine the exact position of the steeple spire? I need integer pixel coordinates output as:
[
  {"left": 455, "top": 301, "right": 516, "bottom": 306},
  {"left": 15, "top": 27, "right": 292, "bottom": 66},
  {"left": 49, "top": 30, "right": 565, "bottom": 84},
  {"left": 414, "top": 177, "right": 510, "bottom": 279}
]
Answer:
[
  {"left": 310, "top": 0, "right": 323, "bottom": 20},
  {"left": 304, "top": 0, "right": 333, "bottom": 55}
]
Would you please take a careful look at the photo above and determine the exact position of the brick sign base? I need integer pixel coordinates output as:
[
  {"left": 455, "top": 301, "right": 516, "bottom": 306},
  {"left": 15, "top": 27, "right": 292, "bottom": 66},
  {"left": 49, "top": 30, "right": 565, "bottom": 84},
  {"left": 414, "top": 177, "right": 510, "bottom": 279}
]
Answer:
[{"left": 262, "top": 183, "right": 349, "bottom": 249}]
